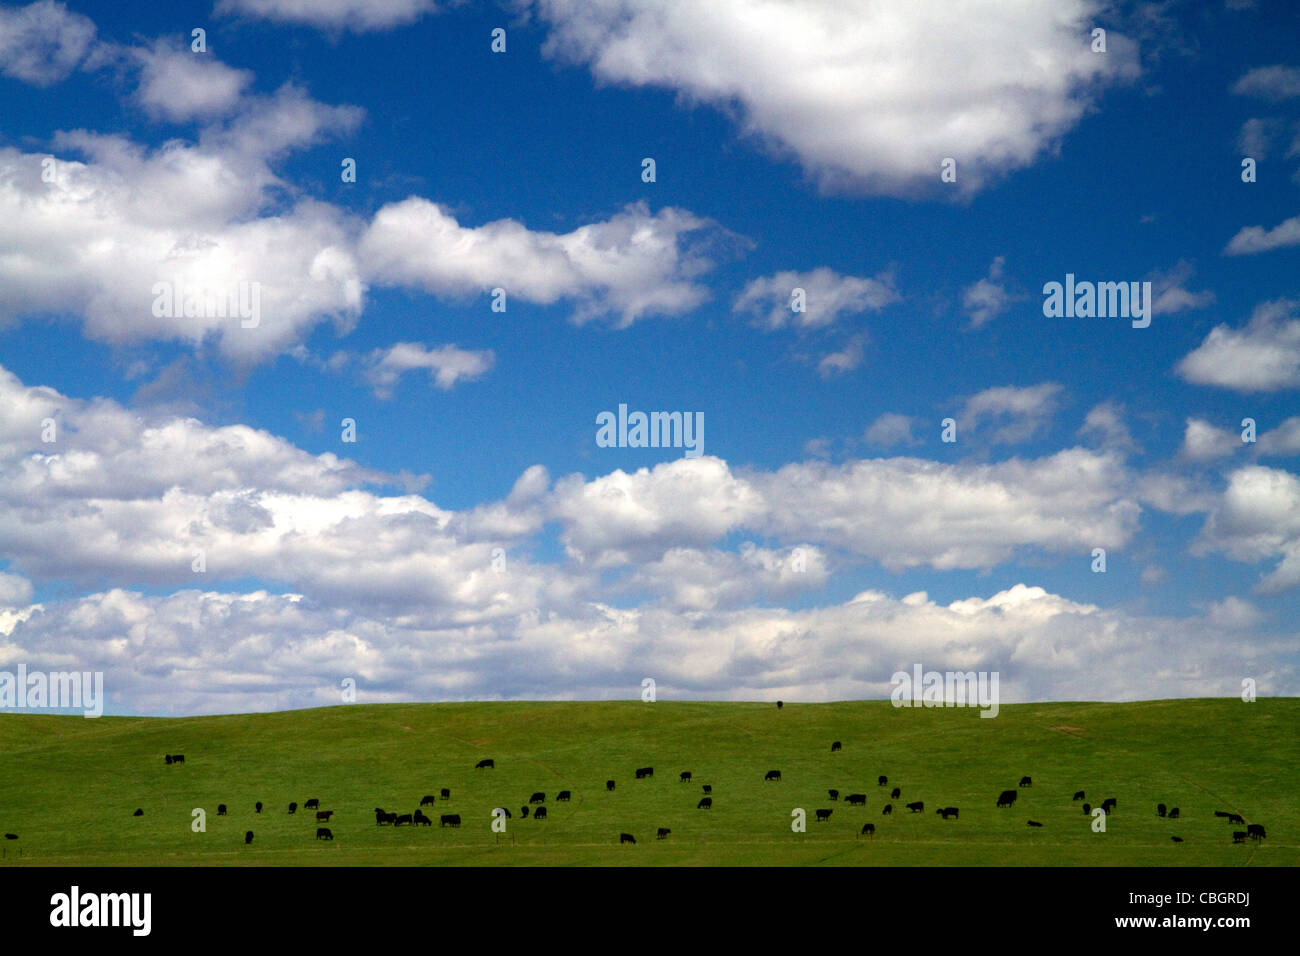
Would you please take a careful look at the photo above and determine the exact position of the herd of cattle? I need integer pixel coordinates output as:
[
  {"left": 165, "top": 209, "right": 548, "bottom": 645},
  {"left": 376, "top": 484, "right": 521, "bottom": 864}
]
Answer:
[{"left": 123, "top": 737, "right": 1272, "bottom": 851}]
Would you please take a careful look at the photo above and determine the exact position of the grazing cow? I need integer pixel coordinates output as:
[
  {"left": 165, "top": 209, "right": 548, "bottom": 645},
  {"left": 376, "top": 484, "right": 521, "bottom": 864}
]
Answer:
[
  {"left": 557, "top": 791, "right": 571, "bottom": 802},
  {"left": 1101, "top": 798, "right": 1117, "bottom": 813},
  {"left": 764, "top": 770, "right": 782, "bottom": 782},
  {"left": 133, "top": 809, "right": 143, "bottom": 817},
  {"left": 1027, "top": 820, "right": 1043, "bottom": 827},
  {"left": 529, "top": 792, "right": 545, "bottom": 804},
  {"left": 3, "top": 834, "right": 15, "bottom": 840},
  {"left": 890, "top": 787, "right": 901, "bottom": 799},
  {"left": 288, "top": 802, "right": 297, "bottom": 814},
  {"left": 680, "top": 771, "right": 692, "bottom": 782},
  {"left": 831, "top": 741, "right": 842, "bottom": 752},
  {"left": 1019, "top": 776, "right": 1032, "bottom": 788},
  {"left": 244, "top": 831, "right": 253, "bottom": 845},
  {"left": 697, "top": 797, "right": 712, "bottom": 809},
  {"left": 164, "top": 754, "right": 172, "bottom": 765},
  {"left": 620, "top": 833, "right": 636, "bottom": 845},
  {"left": 606, "top": 780, "right": 616, "bottom": 792},
  {"left": 394, "top": 813, "right": 413, "bottom": 826},
  {"left": 846, "top": 793, "right": 866, "bottom": 806},
  {"left": 635, "top": 767, "right": 654, "bottom": 779},
  {"left": 828, "top": 789, "right": 839, "bottom": 801},
  {"left": 440, "top": 788, "right": 450, "bottom": 800},
  {"left": 1171, "top": 836, "right": 1183, "bottom": 843},
  {"left": 1226, "top": 812, "right": 1245, "bottom": 825},
  {"left": 255, "top": 802, "right": 262, "bottom": 814},
  {"left": 1073, "top": 791, "right": 1085, "bottom": 801},
  {"left": 217, "top": 804, "right": 227, "bottom": 816},
  {"left": 1168, "top": 808, "right": 1180, "bottom": 819},
  {"left": 175, "top": 755, "right": 185, "bottom": 764},
  {"left": 1232, "top": 831, "right": 1247, "bottom": 844},
  {"left": 1157, "top": 803, "right": 1167, "bottom": 817},
  {"left": 1082, "top": 803, "right": 1092, "bottom": 814},
  {"left": 860, "top": 823, "right": 875, "bottom": 837},
  {"left": 521, "top": 806, "right": 529, "bottom": 818},
  {"left": 882, "top": 804, "right": 892, "bottom": 816},
  {"left": 316, "top": 828, "right": 333, "bottom": 840},
  {"left": 1247, "top": 824, "right": 1266, "bottom": 841},
  {"left": 657, "top": 828, "right": 671, "bottom": 840},
  {"left": 878, "top": 776, "right": 887, "bottom": 787},
  {"left": 702, "top": 785, "right": 712, "bottom": 794},
  {"left": 906, "top": 801, "right": 924, "bottom": 813},
  {"left": 440, "top": 814, "right": 461, "bottom": 828},
  {"left": 305, "top": 799, "right": 320, "bottom": 811},
  {"left": 413, "top": 810, "right": 432, "bottom": 826},
  {"left": 534, "top": 807, "right": 548, "bottom": 821},
  {"left": 936, "top": 807, "right": 958, "bottom": 819},
  {"left": 375, "top": 808, "right": 391, "bottom": 825},
  {"left": 420, "top": 795, "right": 436, "bottom": 806},
  {"left": 815, "top": 809, "right": 833, "bottom": 822},
  {"left": 475, "top": 759, "right": 495, "bottom": 770},
  {"left": 316, "top": 810, "right": 333, "bottom": 823},
  {"left": 996, "top": 790, "right": 1017, "bottom": 808},
  {"left": 776, "top": 701, "right": 783, "bottom": 709}
]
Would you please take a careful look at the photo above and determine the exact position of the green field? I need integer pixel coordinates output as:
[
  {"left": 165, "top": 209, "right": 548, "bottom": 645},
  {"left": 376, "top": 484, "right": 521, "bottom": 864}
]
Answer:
[{"left": 1, "top": 698, "right": 1296, "bottom": 866}]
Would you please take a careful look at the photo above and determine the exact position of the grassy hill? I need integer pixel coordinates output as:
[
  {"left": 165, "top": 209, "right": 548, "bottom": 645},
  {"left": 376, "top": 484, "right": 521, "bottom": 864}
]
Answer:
[{"left": 1, "top": 698, "right": 1295, "bottom": 866}]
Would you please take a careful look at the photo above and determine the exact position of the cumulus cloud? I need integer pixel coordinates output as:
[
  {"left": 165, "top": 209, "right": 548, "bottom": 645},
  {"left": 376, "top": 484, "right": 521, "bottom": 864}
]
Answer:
[
  {"left": 363, "top": 342, "right": 495, "bottom": 398},
  {"left": 0, "top": 0, "right": 95, "bottom": 86},
  {"left": 864, "top": 413, "right": 922, "bottom": 448},
  {"left": 1077, "top": 401, "right": 1139, "bottom": 453},
  {"left": 1232, "top": 64, "right": 1300, "bottom": 100},
  {"left": 733, "top": 267, "right": 898, "bottom": 330},
  {"left": 215, "top": 0, "right": 440, "bottom": 32},
  {"left": 126, "top": 40, "right": 254, "bottom": 121},
  {"left": 1176, "top": 299, "right": 1300, "bottom": 391},
  {"left": 957, "top": 383, "right": 1064, "bottom": 445},
  {"left": 961, "top": 256, "right": 1020, "bottom": 328},
  {"left": 1193, "top": 465, "right": 1300, "bottom": 594},
  {"left": 1180, "top": 418, "right": 1243, "bottom": 462},
  {"left": 816, "top": 335, "right": 866, "bottom": 378},
  {"left": 1148, "top": 260, "right": 1215, "bottom": 314},
  {"left": 1258, "top": 417, "right": 1300, "bottom": 457},
  {"left": 530, "top": 0, "right": 1139, "bottom": 197}
]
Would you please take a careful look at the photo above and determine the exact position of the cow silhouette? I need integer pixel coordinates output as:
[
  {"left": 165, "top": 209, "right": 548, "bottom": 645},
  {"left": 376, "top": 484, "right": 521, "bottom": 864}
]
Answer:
[
  {"left": 882, "top": 804, "right": 892, "bottom": 815},
  {"left": 244, "top": 831, "right": 253, "bottom": 845},
  {"left": 1157, "top": 803, "right": 1167, "bottom": 817},
  {"left": 288, "top": 802, "right": 297, "bottom": 814},
  {"left": 657, "top": 827, "right": 671, "bottom": 840},
  {"left": 3, "top": 834, "right": 16, "bottom": 840},
  {"left": 936, "top": 806, "right": 958, "bottom": 819},
  {"left": 1073, "top": 790, "right": 1085, "bottom": 801},
  {"left": 420, "top": 795, "right": 436, "bottom": 806},
  {"left": 316, "top": 810, "right": 333, "bottom": 823},
  {"left": 878, "top": 776, "right": 887, "bottom": 787},
  {"left": 996, "top": 790, "right": 1017, "bottom": 808},
  {"left": 1215, "top": 811, "right": 1245, "bottom": 825},
  {"left": 557, "top": 791, "right": 571, "bottom": 802},
  {"left": 1100, "top": 798, "right": 1117, "bottom": 814},
  {"left": 606, "top": 780, "right": 616, "bottom": 792},
  {"left": 831, "top": 741, "right": 842, "bottom": 752},
  {"left": 776, "top": 701, "right": 783, "bottom": 709},
  {"left": 860, "top": 823, "right": 875, "bottom": 837},
  {"left": 635, "top": 767, "right": 654, "bottom": 779},
  {"left": 697, "top": 797, "right": 712, "bottom": 809},
  {"left": 164, "top": 755, "right": 172, "bottom": 765},
  {"left": 1168, "top": 808, "right": 1180, "bottom": 819},
  {"left": 316, "top": 827, "right": 333, "bottom": 840},
  {"left": 815, "top": 809, "right": 833, "bottom": 822},
  {"left": 620, "top": 833, "right": 636, "bottom": 844},
  {"left": 305, "top": 799, "right": 320, "bottom": 811},
  {"left": 440, "top": 814, "right": 461, "bottom": 827},
  {"left": 475, "top": 759, "right": 494, "bottom": 770},
  {"left": 845, "top": 793, "right": 866, "bottom": 806},
  {"left": 764, "top": 770, "right": 782, "bottom": 782},
  {"left": 217, "top": 804, "right": 227, "bottom": 816},
  {"left": 1019, "top": 776, "right": 1032, "bottom": 788},
  {"left": 1027, "top": 820, "right": 1043, "bottom": 827},
  {"left": 521, "top": 806, "right": 529, "bottom": 818},
  {"left": 255, "top": 801, "right": 262, "bottom": 813},
  {"left": 375, "top": 808, "right": 396, "bottom": 825},
  {"left": 440, "top": 788, "right": 450, "bottom": 800},
  {"left": 394, "top": 813, "right": 413, "bottom": 826},
  {"left": 529, "top": 792, "right": 545, "bottom": 804},
  {"left": 413, "top": 810, "right": 432, "bottom": 826},
  {"left": 534, "top": 807, "right": 548, "bottom": 821},
  {"left": 173, "top": 754, "right": 184, "bottom": 764},
  {"left": 679, "top": 771, "right": 692, "bottom": 782},
  {"left": 1247, "top": 824, "right": 1266, "bottom": 841},
  {"left": 133, "top": 809, "right": 143, "bottom": 817},
  {"left": 890, "top": 787, "right": 901, "bottom": 799},
  {"left": 1171, "top": 836, "right": 1183, "bottom": 843},
  {"left": 828, "top": 789, "right": 839, "bottom": 801},
  {"left": 1082, "top": 803, "right": 1092, "bottom": 814},
  {"left": 702, "top": 784, "right": 712, "bottom": 794},
  {"left": 1232, "top": 831, "right": 1247, "bottom": 844},
  {"left": 906, "top": 801, "right": 924, "bottom": 813}
]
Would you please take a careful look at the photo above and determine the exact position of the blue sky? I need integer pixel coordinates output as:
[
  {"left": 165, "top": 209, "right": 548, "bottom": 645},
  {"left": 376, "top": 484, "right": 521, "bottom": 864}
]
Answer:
[{"left": 0, "top": 0, "right": 1298, "bottom": 715}]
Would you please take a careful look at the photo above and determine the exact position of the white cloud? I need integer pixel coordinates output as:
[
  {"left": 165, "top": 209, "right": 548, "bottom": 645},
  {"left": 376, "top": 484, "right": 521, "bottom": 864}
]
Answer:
[
  {"left": 1176, "top": 299, "right": 1300, "bottom": 391},
  {"left": 1232, "top": 64, "right": 1300, "bottom": 100},
  {"left": 0, "top": 0, "right": 95, "bottom": 86},
  {"left": 1149, "top": 260, "right": 1214, "bottom": 314},
  {"left": 363, "top": 342, "right": 495, "bottom": 398},
  {"left": 864, "top": 413, "right": 921, "bottom": 448},
  {"left": 127, "top": 41, "right": 254, "bottom": 121},
  {"left": 961, "top": 255, "right": 1020, "bottom": 328},
  {"left": 733, "top": 267, "right": 898, "bottom": 330},
  {"left": 1224, "top": 213, "right": 1300, "bottom": 255},
  {"left": 1193, "top": 465, "right": 1300, "bottom": 594},
  {"left": 1258, "top": 417, "right": 1300, "bottom": 457},
  {"left": 1078, "top": 401, "right": 1139, "bottom": 453},
  {"left": 531, "top": 0, "right": 1139, "bottom": 197},
  {"left": 957, "top": 383, "right": 1064, "bottom": 445},
  {"left": 215, "top": 0, "right": 440, "bottom": 32},
  {"left": 816, "top": 334, "right": 866, "bottom": 378},
  {"left": 1180, "top": 418, "right": 1243, "bottom": 462}
]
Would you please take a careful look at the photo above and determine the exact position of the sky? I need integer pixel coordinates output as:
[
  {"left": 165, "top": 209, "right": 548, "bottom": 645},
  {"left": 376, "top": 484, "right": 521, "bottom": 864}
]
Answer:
[{"left": 0, "top": 0, "right": 1298, "bottom": 716}]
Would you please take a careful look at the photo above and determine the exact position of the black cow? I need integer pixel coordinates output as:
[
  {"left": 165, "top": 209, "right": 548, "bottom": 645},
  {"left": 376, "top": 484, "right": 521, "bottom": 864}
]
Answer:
[
  {"left": 520, "top": 806, "right": 529, "bottom": 818},
  {"left": 1019, "top": 776, "right": 1032, "bottom": 788},
  {"left": 305, "top": 798, "right": 320, "bottom": 811},
  {"left": 996, "top": 790, "right": 1017, "bottom": 807},
  {"left": 529, "top": 792, "right": 545, "bottom": 804},
  {"left": 534, "top": 807, "right": 548, "bottom": 821},
  {"left": 831, "top": 741, "right": 842, "bottom": 752},
  {"left": 1101, "top": 798, "right": 1117, "bottom": 813},
  {"left": 815, "top": 809, "right": 833, "bottom": 822},
  {"left": 764, "top": 770, "right": 782, "bottom": 782},
  {"left": 878, "top": 776, "right": 887, "bottom": 787},
  {"left": 316, "top": 828, "right": 333, "bottom": 840},
  {"left": 375, "top": 808, "right": 395, "bottom": 825},
  {"left": 890, "top": 787, "right": 901, "bottom": 799},
  {"left": 828, "top": 789, "right": 839, "bottom": 801},
  {"left": 394, "top": 813, "right": 413, "bottom": 826},
  {"left": 1156, "top": 803, "right": 1167, "bottom": 817},
  {"left": 413, "top": 810, "right": 432, "bottom": 826},
  {"left": 495, "top": 808, "right": 511, "bottom": 819},
  {"left": 1216, "top": 811, "right": 1245, "bottom": 825},
  {"left": 906, "top": 801, "right": 924, "bottom": 813},
  {"left": 173, "top": 755, "right": 185, "bottom": 764},
  {"left": 244, "top": 831, "right": 253, "bottom": 845},
  {"left": 860, "top": 823, "right": 875, "bottom": 837},
  {"left": 217, "top": 804, "right": 227, "bottom": 816},
  {"left": 1248, "top": 824, "right": 1266, "bottom": 841},
  {"left": 288, "top": 802, "right": 297, "bottom": 814},
  {"left": 680, "top": 771, "right": 692, "bottom": 782},
  {"left": 440, "top": 814, "right": 461, "bottom": 828},
  {"left": 316, "top": 810, "right": 333, "bottom": 823},
  {"left": 846, "top": 793, "right": 866, "bottom": 806},
  {"left": 440, "top": 788, "right": 450, "bottom": 800},
  {"left": 697, "top": 797, "right": 712, "bottom": 809},
  {"left": 882, "top": 804, "right": 892, "bottom": 816},
  {"left": 936, "top": 806, "right": 958, "bottom": 819},
  {"left": 606, "top": 780, "right": 616, "bottom": 792},
  {"left": 133, "top": 808, "right": 143, "bottom": 816},
  {"left": 1073, "top": 790, "right": 1085, "bottom": 801},
  {"left": 255, "top": 801, "right": 262, "bottom": 813},
  {"left": 3, "top": 834, "right": 15, "bottom": 840},
  {"left": 1082, "top": 803, "right": 1092, "bottom": 814},
  {"left": 635, "top": 767, "right": 654, "bottom": 779},
  {"left": 1232, "top": 831, "right": 1247, "bottom": 844},
  {"left": 620, "top": 833, "right": 636, "bottom": 844},
  {"left": 776, "top": 701, "right": 783, "bottom": 709},
  {"left": 702, "top": 784, "right": 712, "bottom": 794},
  {"left": 657, "top": 827, "right": 671, "bottom": 840},
  {"left": 1027, "top": 820, "right": 1043, "bottom": 827},
  {"left": 1171, "top": 836, "right": 1183, "bottom": 843},
  {"left": 557, "top": 791, "right": 571, "bottom": 802},
  {"left": 475, "top": 759, "right": 494, "bottom": 770},
  {"left": 420, "top": 795, "right": 436, "bottom": 806},
  {"left": 1168, "top": 808, "right": 1180, "bottom": 819},
  {"left": 164, "top": 754, "right": 172, "bottom": 765}
]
